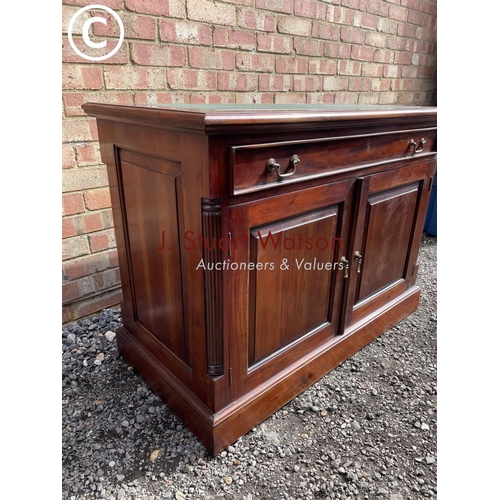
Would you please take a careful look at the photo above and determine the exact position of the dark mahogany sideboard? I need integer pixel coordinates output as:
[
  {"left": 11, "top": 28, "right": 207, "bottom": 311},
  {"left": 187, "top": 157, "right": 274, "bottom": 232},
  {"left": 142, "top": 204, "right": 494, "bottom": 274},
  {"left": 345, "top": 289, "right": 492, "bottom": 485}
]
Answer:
[{"left": 83, "top": 103, "right": 437, "bottom": 455}]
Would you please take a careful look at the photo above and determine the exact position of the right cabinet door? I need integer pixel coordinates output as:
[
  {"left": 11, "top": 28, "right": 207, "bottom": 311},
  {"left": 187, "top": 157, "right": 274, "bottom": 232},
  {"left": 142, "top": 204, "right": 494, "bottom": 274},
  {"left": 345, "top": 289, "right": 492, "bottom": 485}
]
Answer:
[{"left": 343, "top": 159, "right": 436, "bottom": 329}]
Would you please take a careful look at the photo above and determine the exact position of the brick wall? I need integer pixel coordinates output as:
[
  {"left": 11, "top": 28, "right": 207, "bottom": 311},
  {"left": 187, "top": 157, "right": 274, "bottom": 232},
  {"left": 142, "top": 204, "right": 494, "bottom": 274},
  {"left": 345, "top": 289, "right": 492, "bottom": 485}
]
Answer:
[{"left": 62, "top": 0, "right": 437, "bottom": 324}]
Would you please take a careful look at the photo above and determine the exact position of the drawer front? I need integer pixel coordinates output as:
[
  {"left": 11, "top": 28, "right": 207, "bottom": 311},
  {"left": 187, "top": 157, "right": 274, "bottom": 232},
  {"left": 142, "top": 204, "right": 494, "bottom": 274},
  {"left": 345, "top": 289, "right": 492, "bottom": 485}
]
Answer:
[{"left": 230, "top": 128, "right": 437, "bottom": 195}]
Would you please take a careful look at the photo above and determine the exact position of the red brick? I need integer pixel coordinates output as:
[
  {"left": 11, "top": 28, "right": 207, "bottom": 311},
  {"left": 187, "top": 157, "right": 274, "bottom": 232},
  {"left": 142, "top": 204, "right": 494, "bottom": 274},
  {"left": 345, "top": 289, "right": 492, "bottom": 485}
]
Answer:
[
  {"left": 214, "top": 28, "right": 256, "bottom": 50},
  {"left": 373, "top": 49, "right": 394, "bottom": 64},
  {"left": 125, "top": 0, "right": 184, "bottom": 17},
  {"left": 358, "top": 93, "right": 380, "bottom": 105},
  {"left": 167, "top": 69, "right": 217, "bottom": 90},
  {"left": 236, "top": 53, "right": 275, "bottom": 73},
  {"left": 134, "top": 92, "right": 190, "bottom": 105},
  {"left": 276, "top": 56, "right": 309, "bottom": 74},
  {"left": 309, "top": 59, "right": 337, "bottom": 75},
  {"left": 324, "top": 42, "right": 351, "bottom": 59},
  {"left": 338, "top": 60, "right": 362, "bottom": 76},
  {"left": 340, "top": 27, "right": 365, "bottom": 44},
  {"left": 256, "top": 0, "right": 293, "bottom": 14},
  {"left": 293, "top": 38, "right": 324, "bottom": 57},
  {"left": 387, "top": 36, "right": 406, "bottom": 51},
  {"left": 341, "top": 0, "right": 367, "bottom": 8},
  {"left": 367, "top": 0, "right": 389, "bottom": 16},
  {"left": 307, "top": 93, "right": 335, "bottom": 104},
  {"left": 218, "top": 72, "right": 258, "bottom": 91},
  {"left": 258, "top": 74, "right": 293, "bottom": 92},
  {"left": 274, "top": 92, "right": 306, "bottom": 104},
  {"left": 235, "top": 93, "right": 274, "bottom": 104},
  {"left": 63, "top": 259, "right": 85, "bottom": 281},
  {"left": 187, "top": 0, "right": 237, "bottom": 26},
  {"left": 62, "top": 118, "right": 98, "bottom": 143},
  {"left": 354, "top": 12, "right": 378, "bottom": 30},
  {"left": 398, "top": 22, "right": 417, "bottom": 38},
  {"left": 89, "top": 230, "right": 116, "bottom": 252},
  {"left": 277, "top": 15, "right": 312, "bottom": 36},
  {"left": 67, "top": 288, "right": 122, "bottom": 321},
  {"left": 188, "top": 47, "right": 235, "bottom": 70},
  {"left": 83, "top": 212, "right": 104, "bottom": 233},
  {"left": 237, "top": 8, "right": 276, "bottom": 31},
  {"left": 401, "top": 0, "right": 420, "bottom": 9},
  {"left": 63, "top": 145, "right": 76, "bottom": 169},
  {"left": 365, "top": 32, "right": 387, "bottom": 48},
  {"left": 311, "top": 21, "right": 340, "bottom": 41},
  {"left": 63, "top": 193, "right": 85, "bottom": 216},
  {"left": 62, "top": 281, "right": 79, "bottom": 303},
  {"left": 94, "top": 268, "right": 121, "bottom": 291},
  {"left": 131, "top": 43, "right": 186, "bottom": 67},
  {"left": 92, "top": 12, "right": 156, "bottom": 40},
  {"left": 293, "top": 75, "right": 323, "bottom": 92},
  {"left": 383, "top": 65, "right": 401, "bottom": 78},
  {"left": 335, "top": 92, "right": 360, "bottom": 104},
  {"left": 420, "top": 0, "right": 437, "bottom": 15},
  {"left": 62, "top": 276, "right": 96, "bottom": 303},
  {"left": 63, "top": 92, "right": 134, "bottom": 117},
  {"left": 62, "top": 165, "right": 108, "bottom": 193},
  {"left": 62, "top": 217, "right": 78, "bottom": 239},
  {"left": 361, "top": 63, "right": 383, "bottom": 77},
  {"left": 328, "top": 7, "right": 354, "bottom": 25},
  {"left": 349, "top": 77, "right": 371, "bottom": 92},
  {"left": 370, "top": 79, "right": 391, "bottom": 92},
  {"left": 294, "top": 0, "right": 328, "bottom": 20},
  {"left": 63, "top": 0, "right": 123, "bottom": 8},
  {"left": 62, "top": 235, "right": 90, "bottom": 260},
  {"left": 351, "top": 46, "right": 374, "bottom": 62},
  {"left": 160, "top": 20, "right": 211, "bottom": 46},
  {"left": 394, "top": 51, "right": 412, "bottom": 65},
  {"left": 62, "top": 36, "right": 128, "bottom": 65},
  {"left": 104, "top": 67, "right": 168, "bottom": 89},
  {"left": 389, "top": 4, "right": 408, "bottom": 21},
  {"left": 190, "top": 92, "right": 236, "bottom": 104},
  {"left": 84, "top": 188, "right": 111, "bottom": 211},
  {"left": 75, "top": 142, "right": 102, "bottom": 167},
  {"left": 62, "top": 66, "right": 104, "bottom": 90},
  {"left": 257, "top": 33, "right": 292, "bottom": 54},
  {"left": 323, "top": 76, "right": 349, "bottom": 91}
]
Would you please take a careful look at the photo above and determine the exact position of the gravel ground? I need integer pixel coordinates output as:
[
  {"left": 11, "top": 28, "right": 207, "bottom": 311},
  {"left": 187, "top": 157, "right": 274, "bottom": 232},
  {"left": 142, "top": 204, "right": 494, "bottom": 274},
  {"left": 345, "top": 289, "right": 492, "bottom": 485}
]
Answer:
[{"left": 62, "top": 234, "right": 437, "bottom": 500}]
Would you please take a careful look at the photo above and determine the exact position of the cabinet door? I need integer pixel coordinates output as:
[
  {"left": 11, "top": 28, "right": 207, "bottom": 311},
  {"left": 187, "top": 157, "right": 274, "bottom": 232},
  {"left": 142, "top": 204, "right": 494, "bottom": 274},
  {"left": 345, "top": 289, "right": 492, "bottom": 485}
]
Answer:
[
  {"left": 228, "top": 180, "right": 354, "bottom": 399},
  {"left": 343, "top": 159, "right": 436, "bottom": 329}
]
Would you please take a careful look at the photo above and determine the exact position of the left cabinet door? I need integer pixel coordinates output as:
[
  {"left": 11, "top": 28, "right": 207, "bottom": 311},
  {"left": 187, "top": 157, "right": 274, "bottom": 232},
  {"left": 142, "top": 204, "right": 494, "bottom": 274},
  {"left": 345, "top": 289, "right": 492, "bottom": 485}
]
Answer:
[{"left": 227, "top": 179, "right": 354, "bottom": 399}]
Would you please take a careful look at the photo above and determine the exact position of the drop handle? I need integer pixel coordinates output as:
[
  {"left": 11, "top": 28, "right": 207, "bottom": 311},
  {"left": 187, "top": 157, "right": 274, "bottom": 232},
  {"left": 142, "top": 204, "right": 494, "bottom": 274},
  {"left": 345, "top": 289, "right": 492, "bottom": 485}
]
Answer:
[
  {"left": 340, "top": 256, "right": 349, "bottom": 278},
  {"left": 266, "top": 154, "right": 300, "bottom": 180},
  {"left": 354, "top": 251, "right": 363, "bottom": 273},
  {"left": 408, "top": 138, "right": 427, "bottom": 153}
]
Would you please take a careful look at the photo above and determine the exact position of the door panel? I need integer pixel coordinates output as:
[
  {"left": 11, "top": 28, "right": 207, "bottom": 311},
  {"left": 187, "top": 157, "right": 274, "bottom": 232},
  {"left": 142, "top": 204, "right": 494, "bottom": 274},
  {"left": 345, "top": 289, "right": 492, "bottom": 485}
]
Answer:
[
  {"left": 248, "top": 207, "right": 338, "bottom": 367},
  {"left": 345, "top": 160, "right": 435, "bottom": 328},
  {"left": 357, "top": 182, "right": 418, "bottom": 302},
  {"left": 229, "top": 180, "right": 354, "bottom": 398}
]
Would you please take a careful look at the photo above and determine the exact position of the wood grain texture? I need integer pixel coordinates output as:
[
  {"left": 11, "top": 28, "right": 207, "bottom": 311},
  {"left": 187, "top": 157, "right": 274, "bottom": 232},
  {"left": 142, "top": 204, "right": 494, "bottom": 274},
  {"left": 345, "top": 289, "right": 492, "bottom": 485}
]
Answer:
[{"left": 84, "top": 103, "right": 437, "bottom": 455}]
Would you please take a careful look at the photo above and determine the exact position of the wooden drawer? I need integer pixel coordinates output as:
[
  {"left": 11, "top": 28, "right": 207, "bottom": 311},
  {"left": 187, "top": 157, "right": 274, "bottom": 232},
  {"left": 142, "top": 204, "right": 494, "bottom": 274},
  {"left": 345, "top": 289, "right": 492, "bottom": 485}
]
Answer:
[{"left": 230, "top": 128, "right": 436, "bottom": 195}]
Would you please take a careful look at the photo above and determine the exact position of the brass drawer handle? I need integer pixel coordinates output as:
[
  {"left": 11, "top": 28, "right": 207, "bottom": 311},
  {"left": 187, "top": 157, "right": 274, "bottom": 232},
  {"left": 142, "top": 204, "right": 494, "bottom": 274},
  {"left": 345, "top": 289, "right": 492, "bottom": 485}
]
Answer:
[
  {"left": 266, "top": 154, "right": 300, "bottom": 180},
  {"left": 408, "top": 138, "right": 427, "bottom": 154}
]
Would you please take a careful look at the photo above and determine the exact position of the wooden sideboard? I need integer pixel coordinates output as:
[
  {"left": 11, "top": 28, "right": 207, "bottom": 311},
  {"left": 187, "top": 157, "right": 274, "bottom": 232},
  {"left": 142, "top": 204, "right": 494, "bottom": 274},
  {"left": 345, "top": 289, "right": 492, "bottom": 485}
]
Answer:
[{"left": 83, "top": 103, "right": 437, "bottom": 455}]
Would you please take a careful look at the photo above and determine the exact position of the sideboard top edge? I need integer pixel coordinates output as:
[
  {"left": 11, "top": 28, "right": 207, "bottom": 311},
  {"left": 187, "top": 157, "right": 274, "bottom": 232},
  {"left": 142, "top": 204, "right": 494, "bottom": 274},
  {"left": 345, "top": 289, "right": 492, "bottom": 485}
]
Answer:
[{"left": 82, "top": 102, "right": 437, "bottom": 133}]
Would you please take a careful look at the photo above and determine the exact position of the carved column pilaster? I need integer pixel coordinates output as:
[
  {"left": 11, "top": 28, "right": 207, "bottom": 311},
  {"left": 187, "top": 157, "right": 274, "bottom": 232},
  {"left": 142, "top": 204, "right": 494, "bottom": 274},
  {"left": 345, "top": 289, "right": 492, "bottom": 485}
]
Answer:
[{"left": 201, "top": 198, "right": 224, "bottom": 378}]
